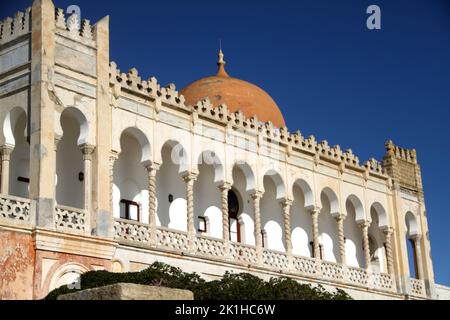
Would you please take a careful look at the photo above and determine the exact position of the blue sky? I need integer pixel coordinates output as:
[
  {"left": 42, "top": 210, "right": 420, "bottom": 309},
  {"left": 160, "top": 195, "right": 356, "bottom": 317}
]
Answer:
[{"left": 2, "top": 0, "right": 449, "bottom": 285}]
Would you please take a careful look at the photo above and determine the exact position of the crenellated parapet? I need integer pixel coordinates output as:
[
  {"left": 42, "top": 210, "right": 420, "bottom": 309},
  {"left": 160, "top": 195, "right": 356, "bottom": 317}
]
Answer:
[
  {"left": 385, "top": 139, "right": 417, "bottom": 164},
  {"left": 193, "top": 98, "right": 229, "bottom": 124},
  {"left": 383, "top": 140, "right": 422, "bottom": 192},
  {"left": 0, "top": 8, "right": 31, "bottom": 45},
  {"left": 55, "top": 7, "right": 95, "bottom": 46},
  {"left": 109, "top": 62, "right": 187, "bottom": 109},
  {"left": 107, "top": 62, "right": 390, "bottom": 181},
  {"left": 365, "top": 158, "right": 384, "bottom": 175}
]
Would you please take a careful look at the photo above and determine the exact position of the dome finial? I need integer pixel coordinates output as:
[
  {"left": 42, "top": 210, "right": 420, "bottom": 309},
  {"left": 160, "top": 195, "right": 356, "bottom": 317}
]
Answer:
[{"left": 216, "top": 41, "right": 229, "bottom": 77}]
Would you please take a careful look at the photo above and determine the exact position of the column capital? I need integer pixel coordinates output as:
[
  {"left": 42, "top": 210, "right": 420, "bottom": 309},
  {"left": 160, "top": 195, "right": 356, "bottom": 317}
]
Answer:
[
  {"left": 383, "top": 226, "right": 394, "bottom": 236},
  {"left": 182, "top": 171, "right": 198, "bottom": 183},
  {"left": 218, "top": 182, "right": 232, "bottom": 191},
  {"left": 0, "top": 145, "right": 13, "bottom": 159},
  {"left": 334, "top": 213, "right": 346, "bottom": 221},
  {"left": 250, "top": 190, "right": 264, "bottom": 200},
  {"left": 109, "top": 150, "right": 119, "bottom": 162},
  {"left": 308, "top": 206, "right": 321, "bottom": 215},
  {"left": 80, "top": 144, "right": 96, "bottom": 160},
  {"left": 410, "top": 234, "right": 422, "bottom": 241},
  {"left": 145, "top": 162, "right": 161, "bottom": 173},
  {"left": 281, "top": 198, "right": 293, "bottom": 208},
  {"left": 358, "top": 220, "right": 371, "bottom": 229}
]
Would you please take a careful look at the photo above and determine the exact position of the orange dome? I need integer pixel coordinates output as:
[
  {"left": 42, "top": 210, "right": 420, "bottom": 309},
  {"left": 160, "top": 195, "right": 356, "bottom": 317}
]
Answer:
[{"left": 180, "top": 50, "right": 285, "bottom": 128}]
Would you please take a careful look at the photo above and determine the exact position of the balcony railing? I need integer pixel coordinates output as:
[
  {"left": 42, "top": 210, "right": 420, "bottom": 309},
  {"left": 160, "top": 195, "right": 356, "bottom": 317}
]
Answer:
[
  {"left": 155, "top": 226, "right": 189, "bottom": 252},
  {"left": 320, "top": 260, "right": 345, "bottom": 282},
  {"left": 113, "top": 218, "right": 399, "bottom": 295},
  {"left": 54, "top": 205, "right": 86, "bottom": 234},
  {"left": 410, "top": 278, "right": 426, "bottom": 298},
  {"left": 0, "top": 194, "right": 30, "bottom": 223},
  {"left": 229, "top": 241, "right": 258, "bottom": 265}
]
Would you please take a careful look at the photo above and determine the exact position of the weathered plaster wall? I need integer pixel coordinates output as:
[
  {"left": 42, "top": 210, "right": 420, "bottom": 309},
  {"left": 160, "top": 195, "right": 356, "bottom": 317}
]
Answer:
[{"left": 0, "top": 228, "right": 35, "bottom": 300}]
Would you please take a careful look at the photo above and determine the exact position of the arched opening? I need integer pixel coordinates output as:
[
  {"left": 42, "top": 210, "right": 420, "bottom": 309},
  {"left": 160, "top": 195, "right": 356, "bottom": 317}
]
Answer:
[
  {"left": 55, "top": 109, "right": 86, "bottom": 208},
  {"left": 112, "top": 129, "right": 149, "bottom": 223},
  {"left": 344, "top": 196, "right": 365, "bottom": 268},
  {"left": 369, "top": 203, "right": 389, "bottom": 273},
  {"left": 260, "top": 171, "right": 285, "bottom": 252},
  {"left": 194, "top": 151, "right": 223, "bottom": 238},
  {"left": 5, "top": 108, "right": 30, "bottom": 198},
  {"left": 156, "top": 141, "right": 188, "bottom": 231},
  {"left": 231, "top": 164, "right": 255, "bottom": 245},
  {"left": 319, "top": 188, "right": 339, "bottom": 262},
  {"left": 228, "top": 189, "right": 241, "bottom": 242},
  {"left": 405, "top": 211, "right": 420, "bottom": 279},
  {"left": 291, "top": 180, "right": 313, "bottom": 257}
]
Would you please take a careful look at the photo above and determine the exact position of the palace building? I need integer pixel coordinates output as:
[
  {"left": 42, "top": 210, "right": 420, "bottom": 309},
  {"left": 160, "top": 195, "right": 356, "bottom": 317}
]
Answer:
[{"left": 0, "top": 0, "right": 449, "bottom": 300}]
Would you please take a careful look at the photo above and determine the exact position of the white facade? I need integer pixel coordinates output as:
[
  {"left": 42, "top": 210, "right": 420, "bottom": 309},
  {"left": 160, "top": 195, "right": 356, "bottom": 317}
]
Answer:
[{"left": 0, "top": 0, "right": 446, "bottom": 300}]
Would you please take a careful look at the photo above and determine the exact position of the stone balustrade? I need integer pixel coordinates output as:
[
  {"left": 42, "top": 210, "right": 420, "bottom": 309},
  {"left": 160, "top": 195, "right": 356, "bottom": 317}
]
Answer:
[
  {"left": 0, "top": 194, "right": 30, "bottom": 222},
  {"left": 371, "top": 273, "right": 396, "bottom": 293},
  {"left": 410, "top": 278, "right": 426, "bottom": 298},
  {"left": 155, "top": 226, "right": 189, "bottom": 252},
  {"left": 320, "top": 260, "right": 345, "bottom": 282},
  {"left": 114, "top": 218, "right": 151, "bottom": 244},
  {"left": 112, "top": 218, "right": 399, "bottom": 295},
  {"left": 229, "top": 241, "right": 258, "bottom": 265},
  {"left": 54, "top": 205, "right": 87, "bottom": 234}
]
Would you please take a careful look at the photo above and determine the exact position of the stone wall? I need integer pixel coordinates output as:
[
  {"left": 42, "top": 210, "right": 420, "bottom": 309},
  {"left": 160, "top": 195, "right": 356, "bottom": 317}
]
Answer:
[{"left": 0, "top": 228, "right": 35, "bottom": 299}]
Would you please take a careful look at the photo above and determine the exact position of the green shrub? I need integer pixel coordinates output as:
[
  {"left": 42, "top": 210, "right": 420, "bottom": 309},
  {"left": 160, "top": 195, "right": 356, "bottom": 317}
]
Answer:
[{"left": 45, "top": 261, "right": 352, "bottom": 300}]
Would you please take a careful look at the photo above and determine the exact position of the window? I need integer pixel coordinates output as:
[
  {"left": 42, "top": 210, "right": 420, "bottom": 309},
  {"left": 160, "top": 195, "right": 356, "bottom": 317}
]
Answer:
[
  {"left": 262, "top": 229, "right": 267, "bottom": 248},
  {"left": 120, "top": 199, "right": 140, "bottom": 221},
  {"left": 310, "top": 241, "right": 324, "bottom": 259},
  {"left": 198, "top": 216, "right": 207, "bottom": 233},
  {"left": 228, "top": 189, "right": 241, "bottom": 242}
]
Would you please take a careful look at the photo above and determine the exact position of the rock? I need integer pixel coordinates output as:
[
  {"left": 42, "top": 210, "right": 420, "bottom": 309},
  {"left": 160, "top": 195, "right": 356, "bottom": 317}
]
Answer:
[{"left": 57, "top": 283, "right": 194, "bottom": 300}]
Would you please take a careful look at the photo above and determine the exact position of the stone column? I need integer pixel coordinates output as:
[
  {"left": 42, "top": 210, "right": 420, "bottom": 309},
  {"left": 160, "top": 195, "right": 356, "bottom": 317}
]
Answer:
[
  {"left": 335, "top": 214, "right": 346, "bottom": 265},
  {"left": 0, "top": 145, "right": 13, "bottom": 195},
  {"left": 309, "top": 207, "right": 321, "bottom": 259},
  {"left": 93, "top": 13, "right": 112, "bottom": 238},
  {"left": 29, "top": 0, "right": 57, "bottom": 230},
  {"left": 251, "top": 191, "right": 264, "bottom": 248},
  {"left": 282, "top": 198, "right": 293, "bottom": 255},
  {"left": 80, "top": 144, "right": 95, "bottom": 234},
  {"left": 146, "top": 163, "right": 160, "bottom": 245},
  {"left": 183, "top": 172, "right": 198, "bottom": 250},
  {"left": 108, "top": 152, "right": 119, "bottom": 234},
  {"left": 413, "top": 235, "right": 424, "bottom": 280},
  {"left": 219, "top": 182, "right": 232, "bottom": 241},
  {"left": 251, "top": 191, "right": 264, "bottom": 264},
  {"left": 383, "top": 227, "right": 394, "bottom": 275},
  {"left": 360, "top": 221, "right": 371, "bottom": 270}
]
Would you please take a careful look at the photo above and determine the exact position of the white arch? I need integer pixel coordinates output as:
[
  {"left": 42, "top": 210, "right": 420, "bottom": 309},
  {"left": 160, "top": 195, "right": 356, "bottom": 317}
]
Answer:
[
  {"left": 161, "top": 139, "right": 189, "bottom": 174},
  {"left": 346, "top": 194, "right": 366, "bottom": 223},
  {"left": 232, "top": 162, "right": 256, "bottom": 193},
  {"left": 2, "top": 107, "right": 26, "bottom": 146},
  {"left": 292, "top": 179, "right": 314, "bottom": 209},
  {"left": 57, "top": 107, "right": 89, "bottom": 146},
  {"left": 48, "top": 263, "right": 89, "bottom": 292},
  {"left": 120, "top": 127, "right": 152, "bottom": 166},
  {"left": 197, "top": 150, "right": 224, "bottom": 185},
  {"left": 262, "top": 169, "right": 286, "bottom": 200},
  {"left": 405, "top": 211, "right": 420, "bottom": 238},
  {"left": 320, "top": 187, "right": 339, "bottom": 216},
  {"left": 371, "top": 202, "right": 388, "bottom": 229}
]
